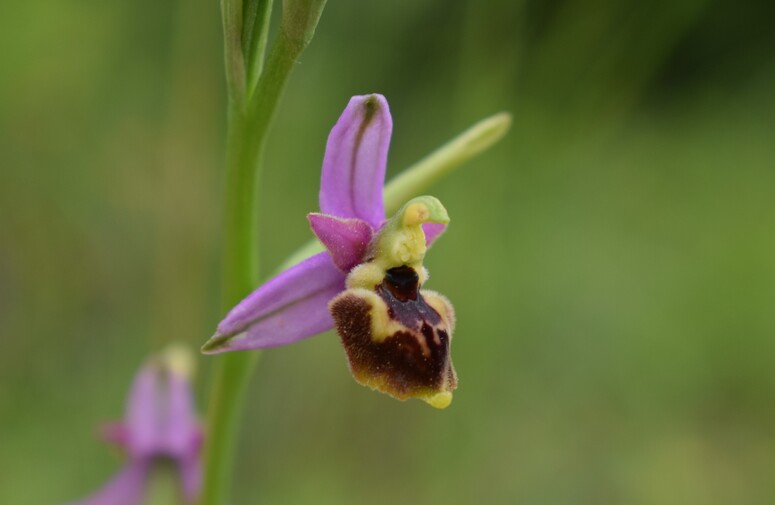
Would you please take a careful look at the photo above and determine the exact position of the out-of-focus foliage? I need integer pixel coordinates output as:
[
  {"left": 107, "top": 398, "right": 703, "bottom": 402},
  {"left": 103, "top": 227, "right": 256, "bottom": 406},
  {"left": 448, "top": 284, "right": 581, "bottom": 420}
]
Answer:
[{"left": 1, "top": 0, "right": 774, "bottom": 503}]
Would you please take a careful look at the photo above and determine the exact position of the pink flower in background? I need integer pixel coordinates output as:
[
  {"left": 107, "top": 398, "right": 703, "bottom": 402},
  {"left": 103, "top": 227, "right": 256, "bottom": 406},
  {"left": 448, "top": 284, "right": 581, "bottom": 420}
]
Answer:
[{"left": 64, "top": 348, "right": 201, "bottom": 505}]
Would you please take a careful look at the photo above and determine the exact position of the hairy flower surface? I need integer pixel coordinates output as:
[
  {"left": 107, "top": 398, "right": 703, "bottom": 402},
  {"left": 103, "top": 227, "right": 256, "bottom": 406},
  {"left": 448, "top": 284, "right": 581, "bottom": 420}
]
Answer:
[
  {"left": 203, "top": 94, "right": 458, "bottom": 407},
  {"left": 64, "top": 347, "right": 202, "bottom": 505}
]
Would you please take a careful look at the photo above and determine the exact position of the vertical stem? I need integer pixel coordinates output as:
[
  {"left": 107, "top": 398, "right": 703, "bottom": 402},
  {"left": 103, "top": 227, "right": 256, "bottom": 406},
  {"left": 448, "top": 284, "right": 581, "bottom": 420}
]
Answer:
[
  {"left": 221, "top": 105, "right": 259, "bottom": 301},
  {"left": 199, "top": 103, "right": 260, "bottom": 505},
  {"left": 200, "top": 30, "right": 314, "bottom": 505},
  {"left": 199, "top": 350, "right": 258, "bottom": 505}
]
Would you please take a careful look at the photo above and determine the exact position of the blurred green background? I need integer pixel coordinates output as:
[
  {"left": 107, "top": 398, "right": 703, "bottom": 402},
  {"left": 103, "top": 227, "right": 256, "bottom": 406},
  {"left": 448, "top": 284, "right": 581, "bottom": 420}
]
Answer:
[{"left": 2, "top": 0, "right": 774, "bottom": 503}]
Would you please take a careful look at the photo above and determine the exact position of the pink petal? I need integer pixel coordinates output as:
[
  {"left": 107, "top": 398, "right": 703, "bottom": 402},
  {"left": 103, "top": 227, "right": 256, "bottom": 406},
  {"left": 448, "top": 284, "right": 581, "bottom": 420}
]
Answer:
[
  {"left": 178, "top": 455, "right": 201, "bottom": 504},
  {"left": 423, "top": 222, "right": 447, "bottom": 247},
  {"left": 203, "top": 252, "right": 346, "bottom": 352},
  {"left": 161, "top": 372, "right": 202, "bottom": 460},
  {"left": 308, "top": 213, "right": 374, "bottom": 271},
  {"left": 123, "top": 365, "right": 160, "bottom": 458},
  {"left": 62, "top": 461, "right": 148, "bottom": 505},
  {"left": 319, "top": 94, "right": 392, "bottom": 228},
  {"left": 99, "top": 422, "right": 129, "bottom": 448}
]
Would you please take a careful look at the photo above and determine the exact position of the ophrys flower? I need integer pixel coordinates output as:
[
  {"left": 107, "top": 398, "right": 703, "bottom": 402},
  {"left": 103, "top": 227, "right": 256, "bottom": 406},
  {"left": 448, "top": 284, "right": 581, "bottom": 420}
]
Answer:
[
  {"left": 63, "top": 347, "right": 202, "bottom": 505},
  {"left": 202, "top": 94, "right": 457, "bottom": 408}
]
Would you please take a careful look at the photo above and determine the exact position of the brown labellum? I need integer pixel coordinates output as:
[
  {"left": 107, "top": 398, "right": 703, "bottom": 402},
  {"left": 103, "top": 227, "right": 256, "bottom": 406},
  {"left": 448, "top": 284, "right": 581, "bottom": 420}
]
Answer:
[{"left": 329, "top": 265, "right": 456, "bottom": 408}]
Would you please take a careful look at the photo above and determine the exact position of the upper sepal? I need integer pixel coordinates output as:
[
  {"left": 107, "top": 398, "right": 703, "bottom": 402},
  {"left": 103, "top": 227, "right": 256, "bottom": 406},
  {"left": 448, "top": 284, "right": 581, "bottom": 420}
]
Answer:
[{"left": 319, "top": 94, "right": 392, "bottom": 228}]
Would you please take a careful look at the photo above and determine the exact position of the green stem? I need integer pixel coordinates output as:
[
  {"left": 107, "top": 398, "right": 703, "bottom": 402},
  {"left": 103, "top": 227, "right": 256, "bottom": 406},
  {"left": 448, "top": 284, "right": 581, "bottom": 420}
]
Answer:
[
  {"left": 201, "top": 30, "right": 313, "bottom": 505},
  {"left": 221, "top": 0, "right": 246, "bottom": 103},
  {"left": 243, "top": 0, "right": 274, "bottom": 100},
  {"left": 199, "top": 107, "right": 259, "bottom": 505}
]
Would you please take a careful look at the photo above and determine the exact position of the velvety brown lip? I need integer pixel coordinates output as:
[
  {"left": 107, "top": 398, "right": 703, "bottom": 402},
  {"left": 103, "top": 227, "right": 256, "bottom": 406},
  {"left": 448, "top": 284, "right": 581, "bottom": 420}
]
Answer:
[{"left": 330, "top": 282, "right": 456, "bottom": 402}]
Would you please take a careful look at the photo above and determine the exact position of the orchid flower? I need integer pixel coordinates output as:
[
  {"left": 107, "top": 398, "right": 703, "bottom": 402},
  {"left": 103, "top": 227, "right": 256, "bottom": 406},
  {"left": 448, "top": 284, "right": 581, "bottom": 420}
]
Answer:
[
  {"left": 64, "top": 347, "right": 202, "bottom": 505},
  {"left": 202, "top": 94, "right": 458, "bottom": 408}
]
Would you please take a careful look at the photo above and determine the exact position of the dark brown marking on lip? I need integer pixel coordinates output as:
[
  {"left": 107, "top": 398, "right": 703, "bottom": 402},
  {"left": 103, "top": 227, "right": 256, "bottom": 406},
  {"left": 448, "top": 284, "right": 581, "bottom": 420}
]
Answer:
[
  {"left": 383, "top": 265, "right": 419, "bottom": 301},
  {"left": 330, "top": 291, "right": 456, "bottom": 401},
  {"left": 421, "top": 322, "right": 434, "bottom": 343},
  {"left": 376, "top": 265, "right": 441, "bottom": 332}
]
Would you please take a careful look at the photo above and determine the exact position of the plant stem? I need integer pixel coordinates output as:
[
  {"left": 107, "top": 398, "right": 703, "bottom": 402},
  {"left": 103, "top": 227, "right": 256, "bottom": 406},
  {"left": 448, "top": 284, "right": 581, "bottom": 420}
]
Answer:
[
  {"left": 243, "top": 0, "right": 274, "bottom": 99},
  {"left": 221, "top": 0, "right": 246, "bottom": 103},
  {"left": 201, "top": 29, "right": 313, "bottom": 505}
]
